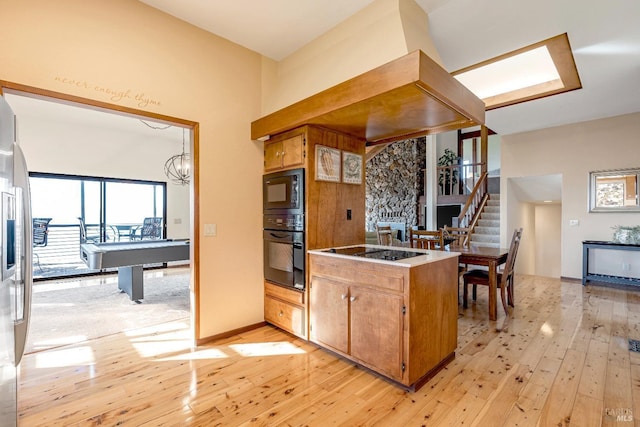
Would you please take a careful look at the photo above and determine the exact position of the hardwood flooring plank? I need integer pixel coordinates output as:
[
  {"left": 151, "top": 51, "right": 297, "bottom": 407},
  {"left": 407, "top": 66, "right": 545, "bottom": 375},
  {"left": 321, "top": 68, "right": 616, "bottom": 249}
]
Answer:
[{"left": 17, "top": 275, "right": 640, "bottom": 426}]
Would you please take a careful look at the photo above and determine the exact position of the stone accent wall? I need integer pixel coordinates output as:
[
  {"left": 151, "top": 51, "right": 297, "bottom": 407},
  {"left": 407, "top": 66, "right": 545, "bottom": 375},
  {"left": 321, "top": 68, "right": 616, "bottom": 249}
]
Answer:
[{"left": 365, "top": 137, "right": 426, "bottom": 233}]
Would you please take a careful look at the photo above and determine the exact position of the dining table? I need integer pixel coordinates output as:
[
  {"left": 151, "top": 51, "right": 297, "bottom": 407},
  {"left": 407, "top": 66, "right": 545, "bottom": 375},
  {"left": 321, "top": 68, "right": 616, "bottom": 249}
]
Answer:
[{"left": 455, "top": 245, "right": 510, "bottom": 321}]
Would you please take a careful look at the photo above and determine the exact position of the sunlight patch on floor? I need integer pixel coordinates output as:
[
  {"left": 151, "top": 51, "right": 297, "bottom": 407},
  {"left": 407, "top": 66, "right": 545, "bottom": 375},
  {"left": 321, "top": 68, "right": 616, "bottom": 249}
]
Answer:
[
  {"left": 228, "top": 341, "right": 307, "bottom": 357},
  {"left": 35, "top": 346, "right": 95, "bottom": 368},
  {"left": 157, "top": 347, "right": 230, "bottom": 361}
]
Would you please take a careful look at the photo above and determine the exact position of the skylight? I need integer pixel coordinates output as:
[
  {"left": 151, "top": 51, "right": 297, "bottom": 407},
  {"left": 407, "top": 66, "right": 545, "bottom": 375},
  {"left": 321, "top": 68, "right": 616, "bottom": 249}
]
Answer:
[{"left": 452, "top": 33, "right": 581, "bottom": 110}]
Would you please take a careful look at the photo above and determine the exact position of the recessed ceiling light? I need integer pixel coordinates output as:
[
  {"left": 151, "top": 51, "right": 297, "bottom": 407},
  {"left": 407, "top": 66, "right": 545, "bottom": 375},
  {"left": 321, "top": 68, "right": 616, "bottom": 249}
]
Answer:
[
  {"left": 543, "top": 200, "right": 553, "bottom": 203},
  {"left": 452, "top": 33, "right": 582, "bottom": 110}
]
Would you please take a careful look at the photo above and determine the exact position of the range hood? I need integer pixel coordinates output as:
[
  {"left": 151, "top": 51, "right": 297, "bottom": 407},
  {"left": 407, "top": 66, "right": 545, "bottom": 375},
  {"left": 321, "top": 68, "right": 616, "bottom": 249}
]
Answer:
[{"left": 251, "top": 50, "right": 485, "bottom": 144}]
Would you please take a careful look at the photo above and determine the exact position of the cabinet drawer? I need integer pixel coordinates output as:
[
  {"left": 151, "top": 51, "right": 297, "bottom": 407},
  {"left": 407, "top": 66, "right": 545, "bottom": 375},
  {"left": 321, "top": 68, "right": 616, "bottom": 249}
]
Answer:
[
  {"left": 265, "top": 295, "right": 305, "bottom": 338},
  {"left": 265, "top": 281, "right": 305, "bottom": 305},
  {"left": 311, "top": 259, "right": 405, "bottom": 293}
]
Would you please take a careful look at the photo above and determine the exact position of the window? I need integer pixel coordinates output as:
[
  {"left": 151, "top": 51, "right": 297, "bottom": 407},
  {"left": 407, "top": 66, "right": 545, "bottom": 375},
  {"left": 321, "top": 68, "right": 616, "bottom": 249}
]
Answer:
[{"left": 589, "top": 169, "right": 640, "bottom": 212}]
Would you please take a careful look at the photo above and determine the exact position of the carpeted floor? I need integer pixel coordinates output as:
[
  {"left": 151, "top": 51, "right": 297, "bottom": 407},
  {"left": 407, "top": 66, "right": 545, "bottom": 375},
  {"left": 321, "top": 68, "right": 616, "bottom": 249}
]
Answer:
[{"left": 26, "top": 267, "right": 190, "bottom": 354}]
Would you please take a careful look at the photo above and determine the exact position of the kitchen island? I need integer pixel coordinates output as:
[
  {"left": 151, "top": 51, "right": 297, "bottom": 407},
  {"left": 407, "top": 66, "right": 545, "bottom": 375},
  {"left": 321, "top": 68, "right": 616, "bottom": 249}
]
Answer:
[{"left": 307, "top": 245, "right": 459, "bottom": 391}]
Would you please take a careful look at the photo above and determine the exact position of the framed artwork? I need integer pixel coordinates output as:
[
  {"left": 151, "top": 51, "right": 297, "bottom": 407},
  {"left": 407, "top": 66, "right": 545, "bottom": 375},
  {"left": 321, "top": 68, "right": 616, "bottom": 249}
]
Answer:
[
  {"left": 342, "top": 152, "right": 363, "bottom": 184},
  {"left": 315, "top": 145, "right": 341, "bottom": 182}
]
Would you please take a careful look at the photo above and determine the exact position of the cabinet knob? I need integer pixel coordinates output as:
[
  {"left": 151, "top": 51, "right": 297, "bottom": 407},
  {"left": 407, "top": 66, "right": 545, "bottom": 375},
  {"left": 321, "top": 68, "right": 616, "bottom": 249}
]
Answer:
[
  {"left": 341, "top": 294, "right": 347, "bottom": 300},
  {"left": 278, "top": 311, "right": 283, "bottom": 317},
  {"left": 275, "top": 151, "right": 281, "bottom": 157},
  {"left": 350, "top": 296, "right": 357, "bottom": 302}
]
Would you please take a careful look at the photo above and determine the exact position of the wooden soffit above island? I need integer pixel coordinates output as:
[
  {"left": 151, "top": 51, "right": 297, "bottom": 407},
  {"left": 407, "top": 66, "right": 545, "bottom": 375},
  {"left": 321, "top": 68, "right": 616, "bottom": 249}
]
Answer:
[{"left": 251, "top": 50, "right": 485, "bottom": 145}]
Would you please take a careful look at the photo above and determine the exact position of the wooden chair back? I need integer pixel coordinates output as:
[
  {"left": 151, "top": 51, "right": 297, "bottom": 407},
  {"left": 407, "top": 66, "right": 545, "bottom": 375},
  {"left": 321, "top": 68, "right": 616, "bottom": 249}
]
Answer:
[
  {"left": 443, "top": 225, "right": 470, "bottom": 248},
  {"left": 376, "top": 225, "right": 394, "bottom": 246},
  {"left": 409, "top": 229, "right": 444, "bottom": 250},
  {"left": 500, "top": 228, "right": 523, "bottom": 289}
]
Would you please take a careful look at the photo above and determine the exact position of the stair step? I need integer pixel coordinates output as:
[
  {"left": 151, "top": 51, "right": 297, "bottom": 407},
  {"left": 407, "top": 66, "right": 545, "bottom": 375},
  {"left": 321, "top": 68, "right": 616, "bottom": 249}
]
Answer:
[
  {"left": 477, "top": 219, "right": 500, "bottom": 227},
  {"left": 474, "top": 226, "right": 499, "bottom": 235},
  {"left": 472, "top": 234, "right": 500, "bottom": 243},
  {"left": 484, "top": 206, "right": 500, "bottom": 213},
  {"left": 470, "top": 241, "right": 500, "bottom": 249},
  {"left": 481, "top": 212, "right": 500, "bottom": 220}
]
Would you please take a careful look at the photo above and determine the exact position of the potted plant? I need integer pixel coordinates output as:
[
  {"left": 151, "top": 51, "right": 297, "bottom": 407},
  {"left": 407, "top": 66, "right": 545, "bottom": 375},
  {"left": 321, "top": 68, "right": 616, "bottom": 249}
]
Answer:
[
  {"left": 612, "top": 225, "right": 640, "bottom": 244},
  {"left": 438, "top": 148, "right": 459, "bottom": 195}
]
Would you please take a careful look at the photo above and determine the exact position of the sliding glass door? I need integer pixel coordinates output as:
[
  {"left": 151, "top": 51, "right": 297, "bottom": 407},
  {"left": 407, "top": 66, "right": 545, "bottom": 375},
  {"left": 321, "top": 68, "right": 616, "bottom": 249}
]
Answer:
[{"left": 29, "top": 173, "right": 166, "bottom": 279}]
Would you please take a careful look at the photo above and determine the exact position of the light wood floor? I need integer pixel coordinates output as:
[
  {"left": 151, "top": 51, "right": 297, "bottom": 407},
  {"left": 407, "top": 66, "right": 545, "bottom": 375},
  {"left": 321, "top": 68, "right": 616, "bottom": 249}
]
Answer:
[{"left": 18, "top": 275, "right": 640, "bottom": 426}]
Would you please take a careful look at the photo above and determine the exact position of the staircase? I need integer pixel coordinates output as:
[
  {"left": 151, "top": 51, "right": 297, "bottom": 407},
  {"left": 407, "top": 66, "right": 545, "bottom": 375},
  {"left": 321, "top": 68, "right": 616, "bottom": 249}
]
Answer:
[{"left": 470, "top": 194, "right": 500, "bottom": 248}]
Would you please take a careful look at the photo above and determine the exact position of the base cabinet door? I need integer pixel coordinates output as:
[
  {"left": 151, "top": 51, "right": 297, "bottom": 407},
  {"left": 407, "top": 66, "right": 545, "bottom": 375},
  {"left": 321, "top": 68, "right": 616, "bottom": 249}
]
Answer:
[
  {"left": 309, "top": 277, "right": 349, "bottom": 354},
  {"left": 350, "top": 287, "right": 404, "bottom": 380}
]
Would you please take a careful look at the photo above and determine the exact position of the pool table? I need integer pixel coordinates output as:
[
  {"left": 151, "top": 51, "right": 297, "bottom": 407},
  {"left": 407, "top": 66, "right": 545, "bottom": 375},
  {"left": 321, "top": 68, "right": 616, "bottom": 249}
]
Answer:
[{"left": 80, "top": 239, "right": 190, "bottom": 302}]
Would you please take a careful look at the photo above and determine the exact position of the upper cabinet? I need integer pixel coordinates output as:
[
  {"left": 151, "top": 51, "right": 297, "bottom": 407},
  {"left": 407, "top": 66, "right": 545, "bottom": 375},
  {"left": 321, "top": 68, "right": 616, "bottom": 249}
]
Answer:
[
  {"left": 251, "top": 50, "right": 485, "bottom": 145},
  {"left": 264, "top": 133, "right": 305, "bottom": 172}
]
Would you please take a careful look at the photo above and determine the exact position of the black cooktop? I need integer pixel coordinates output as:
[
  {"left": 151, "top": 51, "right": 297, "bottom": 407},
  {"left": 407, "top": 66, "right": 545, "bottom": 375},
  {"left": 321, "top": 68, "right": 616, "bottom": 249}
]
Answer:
[{"left": 325, "top": 246, "right": 423, "bottom": 261}]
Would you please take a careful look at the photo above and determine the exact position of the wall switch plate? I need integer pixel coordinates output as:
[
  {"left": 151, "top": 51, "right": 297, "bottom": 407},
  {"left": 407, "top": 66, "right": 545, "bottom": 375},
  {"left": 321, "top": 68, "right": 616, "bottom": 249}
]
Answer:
[
  {"left": 174, "top": 218, "right": 182, "bottom": 224},
  {"left": 204, "top": 223, "right": 217, "bottom": 236},
  {"left": 569, "top": 219, "right": 579, "bottom": 227}
]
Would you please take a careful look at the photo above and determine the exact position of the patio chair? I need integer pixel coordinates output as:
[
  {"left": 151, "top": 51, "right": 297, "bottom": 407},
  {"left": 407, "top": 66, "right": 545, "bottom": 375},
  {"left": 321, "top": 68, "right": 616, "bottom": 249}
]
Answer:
[
  {"left": 78, "top": 217, "right": 100, "bottom": 244},
  {"left": 131, "top": 217, "right": 163, "bottom": 240},
  {"left": 33, "top": 218, "right": 52, "bottom": 271}
]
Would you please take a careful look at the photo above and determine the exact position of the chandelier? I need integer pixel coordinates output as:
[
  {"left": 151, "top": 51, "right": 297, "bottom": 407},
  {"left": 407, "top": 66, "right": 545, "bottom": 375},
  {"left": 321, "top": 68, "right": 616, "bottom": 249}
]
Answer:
[{"left": 164, "top": 128, "right": 190, "bottom": 185}]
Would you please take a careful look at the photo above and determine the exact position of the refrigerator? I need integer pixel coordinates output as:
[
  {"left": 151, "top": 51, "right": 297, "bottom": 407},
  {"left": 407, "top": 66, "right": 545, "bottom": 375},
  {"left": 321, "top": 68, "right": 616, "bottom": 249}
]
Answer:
[{"left": 0, "top": 95, "right": 33, "bottom": 426}]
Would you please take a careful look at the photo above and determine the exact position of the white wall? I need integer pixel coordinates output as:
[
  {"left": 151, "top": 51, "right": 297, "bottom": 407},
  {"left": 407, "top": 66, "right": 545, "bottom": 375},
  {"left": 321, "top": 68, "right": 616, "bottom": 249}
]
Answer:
[
  {"left": 12, "top": 100, "right": 190, "bottom": 239},
  {"left": 502, "top": 112, "right": 640, "bottom": 279}
]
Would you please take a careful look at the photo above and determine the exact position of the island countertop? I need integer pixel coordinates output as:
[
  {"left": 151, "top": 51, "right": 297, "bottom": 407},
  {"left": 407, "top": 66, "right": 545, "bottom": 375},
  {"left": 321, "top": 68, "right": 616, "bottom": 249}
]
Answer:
[{"left": 308, "top": 244, "right": 459, "bottom": 267}]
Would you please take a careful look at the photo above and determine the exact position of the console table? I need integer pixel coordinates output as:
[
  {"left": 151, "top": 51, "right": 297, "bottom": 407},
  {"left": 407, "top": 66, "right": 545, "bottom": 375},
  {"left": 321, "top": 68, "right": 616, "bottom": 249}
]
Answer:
[{"left": 582, "top": 240, "right": 640, "bottom": 287}]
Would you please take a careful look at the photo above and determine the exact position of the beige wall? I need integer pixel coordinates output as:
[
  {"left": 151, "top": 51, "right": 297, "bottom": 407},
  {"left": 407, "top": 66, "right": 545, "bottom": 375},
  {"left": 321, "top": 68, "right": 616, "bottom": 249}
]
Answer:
[
  {"left": 534, "top": 204, "right": 562, "bottom": 278},
  {"left": 0, "top": 0, "right": 264, "bottom": 339},
  {"left": 263, "top": 0, "right": 443, "bottom": 114},
  {"left": 501, "top": 112, "right": 640, "bottom": 279}
]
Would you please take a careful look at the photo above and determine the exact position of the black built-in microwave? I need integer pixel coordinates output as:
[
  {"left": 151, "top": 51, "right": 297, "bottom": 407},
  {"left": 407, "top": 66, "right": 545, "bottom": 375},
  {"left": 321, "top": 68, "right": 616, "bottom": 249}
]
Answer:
[{"left": 263, "top": 168, "right": 304, "bottom": 214}]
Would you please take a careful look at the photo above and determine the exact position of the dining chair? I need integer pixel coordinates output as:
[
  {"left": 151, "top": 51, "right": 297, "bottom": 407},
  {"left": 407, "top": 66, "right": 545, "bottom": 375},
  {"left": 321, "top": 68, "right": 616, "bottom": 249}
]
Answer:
[
  {"left": 376, "top": 225, "right": 394, "bottom": 246},
  {"left": 409, "top": 228, "right": 444, "bottom": 250},
  {"left": 443, "top": 225, "right": 470, "bottom": 248},
  {"left": 462, "top": 228, "right": 523, "bottom": 314}
]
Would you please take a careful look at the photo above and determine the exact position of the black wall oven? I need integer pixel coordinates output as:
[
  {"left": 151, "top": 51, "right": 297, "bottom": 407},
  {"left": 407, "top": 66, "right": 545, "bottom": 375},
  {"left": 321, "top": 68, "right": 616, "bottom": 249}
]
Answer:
[{"left": 263, "top": 168, "right": 305, "bottom": 291}]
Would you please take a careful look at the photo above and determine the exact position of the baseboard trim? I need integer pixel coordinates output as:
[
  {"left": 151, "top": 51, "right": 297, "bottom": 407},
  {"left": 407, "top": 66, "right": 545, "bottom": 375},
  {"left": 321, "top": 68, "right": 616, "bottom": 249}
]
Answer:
[
  {"left": 196, "top": 321, "right": 266, "bottom": 346},
  {"left": 561, "top": 276, "right": 581, "bottom": 284}
]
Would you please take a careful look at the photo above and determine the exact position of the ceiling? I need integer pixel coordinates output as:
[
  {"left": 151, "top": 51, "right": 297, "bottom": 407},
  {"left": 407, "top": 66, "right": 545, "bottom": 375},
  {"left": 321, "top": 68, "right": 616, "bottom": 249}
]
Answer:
[
  {"left": 140, "top": 0, "right": 640, "bottom": 136},
  {"left": 6, "top": 0, "right": 639, "bottom": 148}
]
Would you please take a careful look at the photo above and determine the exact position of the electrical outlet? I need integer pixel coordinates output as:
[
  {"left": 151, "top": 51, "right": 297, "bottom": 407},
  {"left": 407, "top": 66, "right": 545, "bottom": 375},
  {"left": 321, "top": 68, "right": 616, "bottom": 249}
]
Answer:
[
  {"left": 622, "top": 263, "right": 631, "bottom": 271},
  {"left": 204, "top": 223, "right": 217, "bottom": 236}
]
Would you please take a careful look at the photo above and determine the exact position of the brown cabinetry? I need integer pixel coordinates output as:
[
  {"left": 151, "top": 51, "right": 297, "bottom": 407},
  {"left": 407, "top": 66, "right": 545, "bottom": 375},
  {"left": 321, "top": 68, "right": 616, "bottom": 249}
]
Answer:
[
  {"left": 264, "top": 134, "right": 305, "bottom": 172},
  {"left": 264, "top": 281, "right": 306, "bottom": 338},
  {"left": 310, "top": 275, "right": 404, "bottom": 380},
  {"left": 308, "top": 252, "right": 459, "bottom": 390}
]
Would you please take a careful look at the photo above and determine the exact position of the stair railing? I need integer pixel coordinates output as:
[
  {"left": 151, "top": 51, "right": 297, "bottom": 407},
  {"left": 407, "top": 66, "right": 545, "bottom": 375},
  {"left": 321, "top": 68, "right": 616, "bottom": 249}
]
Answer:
[
  {"left": 456, "top": 171, "right": 488, "bottom": 229},
  {"left": 437, "top": 162, "right": 484, "bottom": 196}
]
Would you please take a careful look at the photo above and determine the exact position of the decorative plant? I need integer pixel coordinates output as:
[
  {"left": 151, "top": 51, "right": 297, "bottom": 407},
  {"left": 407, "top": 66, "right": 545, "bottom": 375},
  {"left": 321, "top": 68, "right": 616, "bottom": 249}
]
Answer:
[
  {"left": 612, "top": 225, "right": 640, "bottom": 244},
  {"left": 438, "top": 148, "right": 459, "bottom": 194}
]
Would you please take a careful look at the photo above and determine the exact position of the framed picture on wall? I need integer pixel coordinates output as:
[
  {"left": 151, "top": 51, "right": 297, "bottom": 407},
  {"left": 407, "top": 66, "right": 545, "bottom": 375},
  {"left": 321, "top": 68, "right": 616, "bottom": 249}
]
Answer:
[
  {"left": 342, "top": 152, "right": 363, "bottom": 184},
  {"left": 315, "top": 145, "right": 341, "bottom": 182}
]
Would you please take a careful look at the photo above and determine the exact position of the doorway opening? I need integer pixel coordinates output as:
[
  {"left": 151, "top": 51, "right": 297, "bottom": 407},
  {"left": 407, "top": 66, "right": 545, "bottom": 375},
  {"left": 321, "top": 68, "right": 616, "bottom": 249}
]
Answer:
[{"left": 1, "top": 82, "right": 199, "bottom": 353}]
